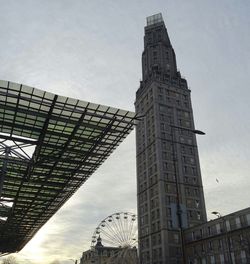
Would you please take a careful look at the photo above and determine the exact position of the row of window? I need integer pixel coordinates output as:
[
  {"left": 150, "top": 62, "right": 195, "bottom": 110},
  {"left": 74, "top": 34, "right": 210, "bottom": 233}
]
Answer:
[
  {"left": 145, "top": 29, "right": 163, "bottom": 44},
  {"left": 140, "top": 246, "right": 163, "bottom": 261},
  {"left": 189, "top": 250, "right": 248, "bottom": 264},
  {"left": 158, "top": 95, "right": 190, "bottom": 108},
  {"left": 187, "top": 214, "right": 250, "bottom": 242},
  {"left": 158, "top": 86, "right": 189, "bottom": 100},
  {"left": 135, "top": 88, "right": 153, "bottom": 113}
]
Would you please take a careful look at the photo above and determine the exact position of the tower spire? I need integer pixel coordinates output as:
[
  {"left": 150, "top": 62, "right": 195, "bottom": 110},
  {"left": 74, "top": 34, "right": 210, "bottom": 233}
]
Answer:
[{"left": 95, "top": 235, "right": 103, "bottom": 248}]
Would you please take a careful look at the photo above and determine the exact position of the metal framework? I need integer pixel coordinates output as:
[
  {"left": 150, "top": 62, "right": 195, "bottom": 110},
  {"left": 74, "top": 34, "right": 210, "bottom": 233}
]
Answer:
[{"left": 0, "top": 80, "right": 136, "bottom": 254}]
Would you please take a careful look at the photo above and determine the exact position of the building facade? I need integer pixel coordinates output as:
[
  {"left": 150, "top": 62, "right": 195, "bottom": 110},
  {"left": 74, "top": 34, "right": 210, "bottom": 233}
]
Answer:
[
  {"left": 183, "top": 207, "right": 250, "bottom": 264},
  {"left": 135, "top": 14, "right": 207, "bottom": 264}
]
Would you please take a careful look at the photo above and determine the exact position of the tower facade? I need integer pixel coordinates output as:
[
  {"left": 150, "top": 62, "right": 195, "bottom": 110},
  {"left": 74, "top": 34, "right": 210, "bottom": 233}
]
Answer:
[{"left": 135, "top": 14, "right": 207, "bottom": 264}]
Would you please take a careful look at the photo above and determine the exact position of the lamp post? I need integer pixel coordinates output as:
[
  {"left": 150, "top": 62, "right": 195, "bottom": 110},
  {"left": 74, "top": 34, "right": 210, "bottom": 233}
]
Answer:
[
  {"left": 171, "top": 125, "right": 206, "bottom": 227},
  {"left": 170, "top": 125, "right": 205, "bottom": 264}
]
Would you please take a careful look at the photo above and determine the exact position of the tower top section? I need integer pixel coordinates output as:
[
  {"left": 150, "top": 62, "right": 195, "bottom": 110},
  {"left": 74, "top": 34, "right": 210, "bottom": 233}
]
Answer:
[
  {"left": 140, "top": 13, "right": 181, "bottom": 85},
  {"left": 146, "top": 13, "right": 163, "bottom": 26}
]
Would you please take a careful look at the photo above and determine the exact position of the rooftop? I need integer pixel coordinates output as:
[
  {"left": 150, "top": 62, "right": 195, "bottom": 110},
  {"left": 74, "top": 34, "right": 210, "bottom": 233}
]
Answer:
[{"left": 146, "top": 13, "right": 163, "bottom": 26}]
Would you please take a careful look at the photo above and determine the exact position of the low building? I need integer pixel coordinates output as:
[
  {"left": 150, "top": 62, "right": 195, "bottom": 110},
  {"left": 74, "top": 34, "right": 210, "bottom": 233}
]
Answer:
[
  {"left": 183, "top": 207, "right": 250, "bottom": 264},
  {"left": 80, "top": 236, "right": 138, "bottom": 264}
]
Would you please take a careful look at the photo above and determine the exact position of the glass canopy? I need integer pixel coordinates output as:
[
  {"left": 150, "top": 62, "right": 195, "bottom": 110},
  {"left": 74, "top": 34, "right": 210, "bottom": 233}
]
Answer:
[{"left": 0, "top": 80, "right": 137, "bottom": 254}]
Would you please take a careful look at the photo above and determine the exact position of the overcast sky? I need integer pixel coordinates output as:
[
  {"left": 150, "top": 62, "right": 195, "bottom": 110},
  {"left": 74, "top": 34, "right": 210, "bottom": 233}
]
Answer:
[{"left": 0, "top": 1, "right": 250, "bottom": 263}]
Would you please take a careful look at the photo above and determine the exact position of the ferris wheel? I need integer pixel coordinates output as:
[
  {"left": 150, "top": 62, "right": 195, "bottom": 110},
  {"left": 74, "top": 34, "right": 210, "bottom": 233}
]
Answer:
[{"left": 91, "top": 212, "right": 137, "bottom": 249}]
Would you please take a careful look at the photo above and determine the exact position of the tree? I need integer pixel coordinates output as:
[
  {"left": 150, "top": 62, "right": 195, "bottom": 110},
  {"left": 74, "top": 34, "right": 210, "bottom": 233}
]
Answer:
[{"left": 1, "top": 256, "right": 18, "bottom": 264}]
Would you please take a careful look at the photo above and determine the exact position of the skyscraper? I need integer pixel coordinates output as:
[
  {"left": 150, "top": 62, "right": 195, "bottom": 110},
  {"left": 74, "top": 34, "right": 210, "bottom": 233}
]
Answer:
[{"left": 135, "top": 14, "right": 207, "bottom": 264}]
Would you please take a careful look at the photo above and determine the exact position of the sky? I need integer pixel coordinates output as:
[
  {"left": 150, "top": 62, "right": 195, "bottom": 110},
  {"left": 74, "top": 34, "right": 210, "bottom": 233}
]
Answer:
[{"left": 0, "top": 0, "right": 250, "bottom": 263}]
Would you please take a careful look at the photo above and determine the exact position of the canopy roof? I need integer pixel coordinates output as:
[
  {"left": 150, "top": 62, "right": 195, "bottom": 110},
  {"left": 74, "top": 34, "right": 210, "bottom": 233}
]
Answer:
[{"left": 0, "top": 80, "right": 136, "bottom": 254}]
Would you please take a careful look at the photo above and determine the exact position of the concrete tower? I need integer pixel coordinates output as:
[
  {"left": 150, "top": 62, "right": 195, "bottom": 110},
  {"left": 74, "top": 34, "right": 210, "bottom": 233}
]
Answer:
[{"left": 135, "top": 14, "right": 207, "bottom": 264}]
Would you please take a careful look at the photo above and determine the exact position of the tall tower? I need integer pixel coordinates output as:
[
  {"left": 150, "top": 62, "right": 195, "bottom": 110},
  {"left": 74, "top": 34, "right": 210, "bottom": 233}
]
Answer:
[{"left": 135, "top": 14, "right": 207, "bottom": 264}]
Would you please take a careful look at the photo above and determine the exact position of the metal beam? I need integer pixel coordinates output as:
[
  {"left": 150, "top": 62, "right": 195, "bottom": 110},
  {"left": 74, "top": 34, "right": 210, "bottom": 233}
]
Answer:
[
  {"left": 0, "top": 146, "right": 11, "bottom": 197},
  {"left": 0, "top": 134, "right": 38, "bottom": 145}
]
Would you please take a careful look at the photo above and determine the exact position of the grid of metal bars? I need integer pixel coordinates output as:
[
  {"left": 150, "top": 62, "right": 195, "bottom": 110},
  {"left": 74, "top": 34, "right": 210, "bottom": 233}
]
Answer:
[{"left": 0, "top": 80, "right": 136, "bottom": 254}]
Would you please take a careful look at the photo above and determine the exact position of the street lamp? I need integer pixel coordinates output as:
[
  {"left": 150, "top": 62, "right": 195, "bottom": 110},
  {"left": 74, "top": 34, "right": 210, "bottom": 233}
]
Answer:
[
  {"left": 211, "top": 211, "right": 222, "bottom": 218},
  {"left": 171, "top": 125, "right": 206, "bottom": 227},
  {"left": 170, "top": 125, "right": 205, "bottom": 264},
  {"left": 170, "top": 125, "right": 206, "bottom": 136}
]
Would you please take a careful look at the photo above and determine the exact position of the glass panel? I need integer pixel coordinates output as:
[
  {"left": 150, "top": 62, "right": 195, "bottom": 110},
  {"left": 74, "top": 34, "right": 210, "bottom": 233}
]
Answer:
[
  {"left": 97, "top": 105, "right": 108, "bottom": 112},
  {"left": 7, "top": 96, "right": 18, "bottom": 104},
  {"left": 77, "top": 100, "right": 89, "bottom": 108},
  {"left": 61, "top": 110, "right": 71, "bottom": 117},
  {"left": 88, "top": 102, "right": 99, "bottom": 110},
  {"left": 71, "top": 112, "right": 81, "bottom": 118},
  {"left": 29, "top": 102, "right": 40, "bottom": 109},
  {"left": 118, "top": 109, "right": 128, "bottom": 116},
  {"left": 22, "top": 85, "right": 33, "bottom": 93},
  {"left": 33, "top": 88, "right": 45, "bottom": 98},
  {"left": 40, "top": 105, "right": 50, "bottom": 112},
  {"left": 19, "top": 99, "right": 29, "bottom": 106},
  {"left": 66, "top": 97, "right": 77, "bottom": 106},
  {"left": 9, "top": 82, "right": 21, "bottom": 91},
  {"left": 44, "top": 91, "right": 55, "bottom": 100},
  {"left": 0, "top": 80, "right": 8, "bottom": 88},
  {"left": 108, "top": 107, "right": 118, "bottom": 114},
  {"left": 127, "top": 111, "right": 136, "bottom": 118}
]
